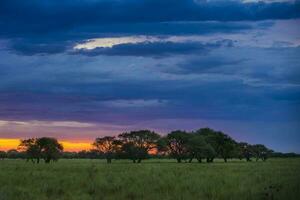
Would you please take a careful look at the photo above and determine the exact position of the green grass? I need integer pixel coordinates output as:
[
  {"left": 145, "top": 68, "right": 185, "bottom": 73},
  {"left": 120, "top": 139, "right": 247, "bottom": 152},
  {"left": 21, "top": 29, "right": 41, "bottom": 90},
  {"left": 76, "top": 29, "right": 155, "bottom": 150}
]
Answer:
[{"left": 0, "top": 158, "right": 300, "bottom": 200}]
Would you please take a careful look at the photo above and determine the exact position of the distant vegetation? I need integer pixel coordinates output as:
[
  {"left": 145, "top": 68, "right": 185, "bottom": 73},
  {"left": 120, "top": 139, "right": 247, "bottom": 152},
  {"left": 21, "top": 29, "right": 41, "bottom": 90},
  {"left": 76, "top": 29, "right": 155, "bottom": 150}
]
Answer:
[{"left": 0, "top": 128, "right": 299, "bottom": 163}]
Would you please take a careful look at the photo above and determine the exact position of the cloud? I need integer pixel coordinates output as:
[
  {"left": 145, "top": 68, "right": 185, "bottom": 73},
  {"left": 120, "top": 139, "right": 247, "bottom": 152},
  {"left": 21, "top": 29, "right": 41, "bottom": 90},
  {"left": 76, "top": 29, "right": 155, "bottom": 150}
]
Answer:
[
  {"left": 0, "top": 120, "right": 96, "bottom": 128},
  {"left": 2, "top": 21, "right": 257, "bottom": 56},
  {"left": 73, "top": 35, "right": 236, "bottom": 50},
  {"left": 3, "top": 18, "right": 299, "bottom": 56},
  {"left": 1, "top": 0, "right": 299, "bottom": 33},
  {"left": 2, "top": 0, "right": 298, "bottom": 56},
  {"left": 0, "top": 45, "right": 299, "bottom": 152},
  {"left": 74, "top": 37, "right": 152, "bottom": 49},
  {"left": 164, "top": 57, "right": 247, "bottom": 74},
  {"left": 9, "top": 40, "right": 69, "bottom": 56},
  {"left": 0, "top": 119, "right": 131, "bottom": 141},
  {"left": 72, "top": 39, "right": 234, "bottom": 57},
  {"left": 0, "top": 0, "right": 299, "bottom": 55},
  {"left": 0, "top": 46, "right": 299, "bottom": 125},
  {"left": 241, "top": 0, "right": 295, "bottom": 3},
  {"left": 101, "top": 99, "right": 168, "bottom": 108},
  {"left": 0, "top": 0, "right": 298, "bottom": 56}
]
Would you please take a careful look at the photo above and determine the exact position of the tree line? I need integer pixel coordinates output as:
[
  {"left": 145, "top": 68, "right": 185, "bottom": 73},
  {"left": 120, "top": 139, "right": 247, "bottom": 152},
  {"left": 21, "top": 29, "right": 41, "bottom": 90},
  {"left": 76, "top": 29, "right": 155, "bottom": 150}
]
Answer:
[
  {"left": 0, "top": 128, "right": 298, "bottom": 163},
  {"left": 90, "top": 128, "right": 273, "bottom": 163},
  {"left": 0, "top": 138, "right": 63, "bottom": 163}
]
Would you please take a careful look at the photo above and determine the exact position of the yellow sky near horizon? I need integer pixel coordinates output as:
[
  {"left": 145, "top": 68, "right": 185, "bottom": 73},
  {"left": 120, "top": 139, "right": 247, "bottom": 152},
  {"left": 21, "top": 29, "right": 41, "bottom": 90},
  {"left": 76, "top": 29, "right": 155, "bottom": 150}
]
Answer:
[{"left": 0, "top": 138, "right": 92, "bottom": 152}]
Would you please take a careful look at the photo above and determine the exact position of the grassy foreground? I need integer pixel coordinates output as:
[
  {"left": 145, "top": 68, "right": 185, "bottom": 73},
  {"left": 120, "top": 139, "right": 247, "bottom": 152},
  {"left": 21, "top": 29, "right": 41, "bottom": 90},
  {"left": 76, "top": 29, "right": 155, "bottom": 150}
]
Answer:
[{"left": 0, "top": 159, "right": 300, "bottom": 200}]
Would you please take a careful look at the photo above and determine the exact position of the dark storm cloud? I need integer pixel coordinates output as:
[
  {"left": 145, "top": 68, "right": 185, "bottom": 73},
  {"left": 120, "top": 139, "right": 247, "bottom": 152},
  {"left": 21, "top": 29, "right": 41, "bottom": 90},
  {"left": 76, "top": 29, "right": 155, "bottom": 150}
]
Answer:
[
  {"left": 0, "top": 76, "right": 297, "bottom": 124},
  {"left": 8, "top": 40, "right": 69, "bottom": 56},
  {"left": 0, "top": 79, "right": 272, "bottom": 122},
  {"left": 0, "top": 0, "right": 297, "bottom": 55},
  {"left": 0, "top": 0, "right": 299, "bottom": 35},
  {"left": 3, "top": 22, "right": 254, "bottom": 56},
  {"left": 0, "top": 46, "right": 299, "bottom": 124},
  {"left": 159, "top": 46, "right": 300, "bottom": 86},
  {"left": 1, "top": 21, "right": 253, "bottom": 55}
]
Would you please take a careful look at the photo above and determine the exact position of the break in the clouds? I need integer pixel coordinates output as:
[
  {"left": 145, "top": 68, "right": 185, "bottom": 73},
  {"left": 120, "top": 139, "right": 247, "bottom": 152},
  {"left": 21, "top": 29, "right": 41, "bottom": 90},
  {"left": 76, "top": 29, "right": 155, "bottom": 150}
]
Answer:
[{"left": 0, "top": 0, "right": 299, "bottom": 153}]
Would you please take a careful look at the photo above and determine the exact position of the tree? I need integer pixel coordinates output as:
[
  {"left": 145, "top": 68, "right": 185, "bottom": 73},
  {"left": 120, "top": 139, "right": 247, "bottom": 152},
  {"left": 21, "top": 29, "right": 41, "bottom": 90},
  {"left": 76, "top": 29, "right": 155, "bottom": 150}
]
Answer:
[
  {"left": 36, "top": 137, "right": 64, "bottom": 163},
  {"left": 62, "top": 151, "right": 77, "bottom": 159},
  {"left": 201, "top": 143, "right": 216, "bottom": 163},
  {"left": 236, "top": 142, "right": 253, "bottom": 162},
  {"left": 196, "top": 128, "right": 236, "bottom": 162},
  {"left": 118, "top": 130, "right": 160, "bottom": 163},
  {"left": 156, "top": 137, "right": 169, "bottom": 157},
  {"left": 19, "top": 138, "right": 41, "bottom": 163},
  {"left": 77, "top": 150, "right": 99, "bottom": 159},
  {"left": 187, "top": 134, "right": 216, "bottom": 163},
  {"left": 93, "top": 136, "right": 117, "bottom": 163},
  {"left": 19, "top": 137, "right": 63, "bottom": 163},
  {"left": 252, "top": 144, "right": 272, "bottom": 161},
  {"left": 0, "top": 151, "right": 7, "bottom": 160},
  {"left": 6, "top": 149, "right": 23, "bottom": 159},
  {"left": 166, "top": 130, "right": 190, "bottom": 163}
]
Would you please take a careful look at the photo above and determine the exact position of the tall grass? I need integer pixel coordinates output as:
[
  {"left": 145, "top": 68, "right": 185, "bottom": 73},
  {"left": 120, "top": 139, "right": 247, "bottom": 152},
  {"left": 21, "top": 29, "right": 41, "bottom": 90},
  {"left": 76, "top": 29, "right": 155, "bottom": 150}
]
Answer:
[{"left": 0, "top": 158, "right": 299, "bottom": 200}]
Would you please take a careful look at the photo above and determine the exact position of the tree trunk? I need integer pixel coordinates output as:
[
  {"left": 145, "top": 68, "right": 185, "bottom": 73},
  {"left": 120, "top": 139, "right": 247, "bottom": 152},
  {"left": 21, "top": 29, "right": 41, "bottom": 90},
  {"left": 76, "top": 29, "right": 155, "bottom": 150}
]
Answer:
[
  {"left": 137, "top": 159, "right": 142, "bottom": 163},
  {"left": 133, "top": 159, "right": 136, "bottom": 163},
  {"left": 188, "top": 158, "right": 193, "bottom": 163},
  {"left": 224, "top": 157, "right": 227, "bottom": 163},
  {"left": 197, "top": 158, "right": 202, "bottom": 163},
  {"left": 37, "top": 158, "right": 40, "bottom": 164},
  {"left": 45, "top": 157, "right": 51, "bottom": 164},
  {"left": 177, "top": 158, "right": 181, "bottom": 163},
  {"left": 107, "top": 158, "right": 112, "bottom": 163}
]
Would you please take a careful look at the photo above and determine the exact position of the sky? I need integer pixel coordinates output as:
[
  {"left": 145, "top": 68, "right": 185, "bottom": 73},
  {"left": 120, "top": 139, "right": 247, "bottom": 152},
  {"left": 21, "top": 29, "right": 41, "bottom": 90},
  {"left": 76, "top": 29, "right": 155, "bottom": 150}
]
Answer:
[{"left": 0, "top": 0, "right": 299, "bottom": 152}]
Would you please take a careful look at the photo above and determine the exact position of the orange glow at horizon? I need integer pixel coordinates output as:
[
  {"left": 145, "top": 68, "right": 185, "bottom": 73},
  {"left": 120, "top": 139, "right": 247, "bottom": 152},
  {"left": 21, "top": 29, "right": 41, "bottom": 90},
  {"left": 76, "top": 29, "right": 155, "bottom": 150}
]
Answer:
[{"left": 0, "top": 138, "right": 92, "bottom": 152}]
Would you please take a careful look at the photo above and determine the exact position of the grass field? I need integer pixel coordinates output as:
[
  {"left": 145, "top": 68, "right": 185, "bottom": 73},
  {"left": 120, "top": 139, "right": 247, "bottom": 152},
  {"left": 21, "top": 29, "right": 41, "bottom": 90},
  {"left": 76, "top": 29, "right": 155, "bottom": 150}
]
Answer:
[{"left": 0, "top": 158, "right": 300, "bottom": 200}]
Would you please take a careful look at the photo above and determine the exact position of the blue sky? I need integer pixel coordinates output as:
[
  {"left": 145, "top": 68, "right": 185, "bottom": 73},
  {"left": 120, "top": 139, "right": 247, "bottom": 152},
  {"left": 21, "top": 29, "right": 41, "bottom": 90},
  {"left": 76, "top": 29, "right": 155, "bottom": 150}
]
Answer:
[{"left": 0, "top": 0, "right": 299, "bottom": 152}]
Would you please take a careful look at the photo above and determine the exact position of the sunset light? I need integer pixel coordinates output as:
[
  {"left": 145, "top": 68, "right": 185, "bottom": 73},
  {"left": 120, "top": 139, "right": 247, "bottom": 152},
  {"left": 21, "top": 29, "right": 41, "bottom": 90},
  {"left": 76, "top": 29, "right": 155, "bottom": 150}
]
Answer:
[{"left": 0, "top": 138, "right": 92, "bottom": 152}]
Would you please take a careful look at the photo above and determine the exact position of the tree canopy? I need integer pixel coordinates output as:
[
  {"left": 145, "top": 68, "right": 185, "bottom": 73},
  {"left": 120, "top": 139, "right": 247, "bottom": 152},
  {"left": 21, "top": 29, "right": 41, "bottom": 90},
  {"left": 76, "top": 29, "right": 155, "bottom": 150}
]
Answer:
[
  {"left": 93, "top": 136, "right": 118, "bottom": 163},
  {"left": 117, "top": 130, "right": 160, "bottom": 163},
  {"left": 13, "top": 128, "right": 278, "bottom": 164},
  {"left": 18, "top": 137, "right": 63, "bottom": 163}
]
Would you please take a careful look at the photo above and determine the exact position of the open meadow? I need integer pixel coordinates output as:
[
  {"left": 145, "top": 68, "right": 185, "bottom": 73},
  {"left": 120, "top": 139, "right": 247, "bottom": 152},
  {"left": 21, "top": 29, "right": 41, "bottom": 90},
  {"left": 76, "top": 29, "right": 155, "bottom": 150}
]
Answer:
[{"left": 0, "top": 158, "right": 300, "bottom": 200}]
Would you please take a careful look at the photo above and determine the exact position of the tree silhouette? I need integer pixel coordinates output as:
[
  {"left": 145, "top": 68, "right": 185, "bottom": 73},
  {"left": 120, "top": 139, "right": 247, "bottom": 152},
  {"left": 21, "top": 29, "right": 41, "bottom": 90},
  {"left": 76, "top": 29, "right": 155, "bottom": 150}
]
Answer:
[
  {"left": 19, "top": 138, "right": 41, "bottom": 163},
  {"left": 19, "top": 137, "right": 63, "bottom": 163},
  {"left": 93, "top": 136, "right": 118, "bottom": 163},
  {"left": 156, "top": 137, "right": 169, "bottom": 157},
  {"left": 187, "top": 134, "right": 216, "bottom": 163},
  {"left": 252, "top": 144, "right": 272, "bottom": 161},
  {"left": 118, "top": 130, "right": 160, "bottom": 163},
  {"left": 15, "top": 127, "right": 278, "bottom": 163},
  {"left": 0, "top": 151, "right": 7, "bottom": 160},
  {"left": 196, "top": 128, "right": 236, "bottom": 162},
  {"left": 6, "top": 149, "right": 22, "bottom": 159},
  {"left": 236, "top": 142, "right": 253, "bottom": 162},
  {"left": 166, "top": 130, "right": 190, "bottom": 163},
  {"left": 36, "top": 137, "right": 64, "bottom": 163}
]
